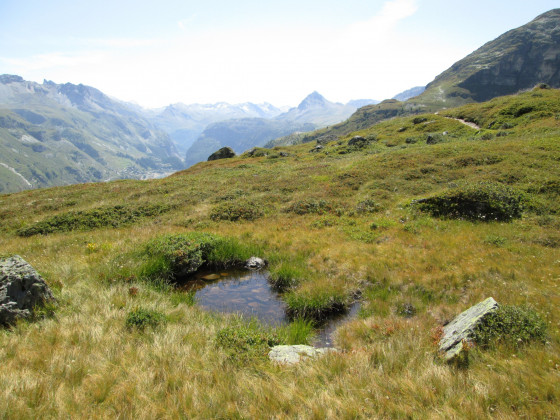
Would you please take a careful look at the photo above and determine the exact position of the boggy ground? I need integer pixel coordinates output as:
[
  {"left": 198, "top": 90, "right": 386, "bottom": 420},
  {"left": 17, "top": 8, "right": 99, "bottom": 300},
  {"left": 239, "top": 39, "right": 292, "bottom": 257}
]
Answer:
[{"left": 0, "top": 87, "right": 559, "bottom": 418}]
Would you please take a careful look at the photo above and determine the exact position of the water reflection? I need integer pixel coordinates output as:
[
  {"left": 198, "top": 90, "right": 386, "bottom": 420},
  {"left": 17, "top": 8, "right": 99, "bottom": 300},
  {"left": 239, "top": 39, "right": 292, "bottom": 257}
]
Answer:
[
  {"left": 178, "top": 270, "right": 360, "bottom": 348},
  {"left": 180, "top": 270, "right": 288, "bottom": 326}
]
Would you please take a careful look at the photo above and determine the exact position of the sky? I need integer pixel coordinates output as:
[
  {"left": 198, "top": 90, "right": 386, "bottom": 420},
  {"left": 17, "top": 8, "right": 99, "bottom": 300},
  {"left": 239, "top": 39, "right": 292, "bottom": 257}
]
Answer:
[{"left": 0, "top": 0, "right": 558, "bottom": 108}]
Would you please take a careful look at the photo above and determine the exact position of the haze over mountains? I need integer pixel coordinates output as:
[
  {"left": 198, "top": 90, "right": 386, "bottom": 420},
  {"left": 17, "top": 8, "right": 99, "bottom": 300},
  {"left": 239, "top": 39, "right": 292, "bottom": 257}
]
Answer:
[
  {"left": 0, "top": 8, "right": 559, "bottom": 194},
  {"left": 183, "top": 92, "right": 379, "bottom": 167}
]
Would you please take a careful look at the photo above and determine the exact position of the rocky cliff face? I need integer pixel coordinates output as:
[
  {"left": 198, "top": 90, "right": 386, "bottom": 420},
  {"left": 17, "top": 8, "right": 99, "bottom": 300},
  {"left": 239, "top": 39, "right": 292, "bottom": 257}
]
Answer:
[{"left": 422, "top": 8, "right": 560, "bottom": 104}]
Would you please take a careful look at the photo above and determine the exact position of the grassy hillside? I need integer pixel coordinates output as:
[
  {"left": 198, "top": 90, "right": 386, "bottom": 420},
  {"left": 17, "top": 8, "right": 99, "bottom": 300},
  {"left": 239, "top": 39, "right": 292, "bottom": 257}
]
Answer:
[{"left": 0, "top": 88, "right": 559, "bottom": 418}]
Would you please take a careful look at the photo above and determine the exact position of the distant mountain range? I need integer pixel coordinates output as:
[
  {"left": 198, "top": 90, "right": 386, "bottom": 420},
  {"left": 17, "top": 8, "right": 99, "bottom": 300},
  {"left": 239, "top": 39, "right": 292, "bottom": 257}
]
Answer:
[
  {"left": 145, "top": 101, "right": 286, "bottom": 154},
  {"left": 392, "top": 86, "right": 425, "bottom": 101},
  {"left": 183, "top": 92, "right": 379, "bottom": 167},
  {"left": 0, "top": 76, "right": 182, "bottom": 193}
]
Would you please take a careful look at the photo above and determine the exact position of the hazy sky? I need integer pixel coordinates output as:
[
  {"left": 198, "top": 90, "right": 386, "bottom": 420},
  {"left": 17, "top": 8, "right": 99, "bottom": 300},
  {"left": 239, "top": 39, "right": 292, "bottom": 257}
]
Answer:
[{"left": 0, "top": 0, "right": 558, "bottom": 107}]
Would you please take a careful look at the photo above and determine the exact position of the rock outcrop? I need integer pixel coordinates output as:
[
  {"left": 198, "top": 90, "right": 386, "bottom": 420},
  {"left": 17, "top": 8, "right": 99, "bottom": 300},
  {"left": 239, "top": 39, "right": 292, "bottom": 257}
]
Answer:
[
  {"left": 439, "top": 297, "right": 499, "bottom": 361},
  {"left": 207, "top": 147, "right": 236, "bottom": 161},
  {"left": 0, "top": 255, "right": 55, "bottom": 326},
  {"left": 348, "top": 136, "right": 370, "bottom": 148},
  {"left": 269, "top": 345, "right": 335, "bottom": 365}
]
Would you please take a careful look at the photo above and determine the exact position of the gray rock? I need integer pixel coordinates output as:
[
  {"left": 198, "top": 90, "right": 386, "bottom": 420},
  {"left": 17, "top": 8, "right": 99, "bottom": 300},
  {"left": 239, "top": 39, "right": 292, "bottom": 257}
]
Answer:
[
  {"left": 269, "top": 345, "right": 336, "bottom": 365},
  {"left": 0, "top": 255, "right": 55, "bottom": 326},
  {"left": 439, "top": 297, "right": 499, "bottom": 361},
  {"left": 309, "top": 145, "right": 324, "bottom": 153},
  {"left": 208, "top": 147, "right": 236, "bottom": 161},
  {"left": 348, "top": 136, "right": 370, "bottom": 148},
  {"left": 279, "top": 152, "right": 289, "bottom": 157},
  {"left": 245, "top": 256, "right": 266, "bottom": 270}
]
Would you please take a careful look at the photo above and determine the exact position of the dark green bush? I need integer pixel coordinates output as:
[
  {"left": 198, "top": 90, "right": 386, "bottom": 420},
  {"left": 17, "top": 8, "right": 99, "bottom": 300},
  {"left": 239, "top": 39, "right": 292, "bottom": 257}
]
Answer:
[
  {"left": 141, "top": 232, "right": 255, "bottom": 280},
  {"left": 210, "top": 200, "right": 264, "bottom": 221},
  {"left": 473, "top": 305, "right": 547, "bottom": 348},
  {"left": 126, "top": 307, "right": 166, "bottom": 330},
  {"left": 412, "top": 117, "right": 428, "bottom": 124},
  {"left": 216, "top": 322, "right": 281, "bottom": 362},
  {"left": 17, "top": 204, "right": 171, "bottom": 236},
  {"left": 356, "top": 198, "right": 381, "bottom": 214},
  {"left": 414, "top": 182, "right": 524, "bottom": 221},
  {"left": 286, "top": 199, "right": 331, "bottom": 215}
]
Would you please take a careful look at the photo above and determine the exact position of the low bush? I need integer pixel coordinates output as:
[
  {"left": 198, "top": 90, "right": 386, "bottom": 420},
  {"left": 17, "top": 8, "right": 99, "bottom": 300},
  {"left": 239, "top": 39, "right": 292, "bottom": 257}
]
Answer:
[
  {"left": 140, "top": 232, "right": 256, "bottom": 281},
  {"left": 286, "top": 199, "right": 332, "bottom": 215},
  {"left": 215, "top": 321, "right": 281, "bottom": 362},
  {"left": 414, "top": 182, "right": 524, "bottom": 221},
  {"left": 17, "top": 204, "right": 171, "bottom": 236},
  {"left": 473, "top": 305, "right": 547, "bottom": 348},
  {"left": 356, "top": 198, "right": 381, "bottom": 214},
  {"left": 125, "top": 307, "right": 166, "bottom": 330},
  {"left": 210, "top": 200, "right": 264, "bottom": 221}
]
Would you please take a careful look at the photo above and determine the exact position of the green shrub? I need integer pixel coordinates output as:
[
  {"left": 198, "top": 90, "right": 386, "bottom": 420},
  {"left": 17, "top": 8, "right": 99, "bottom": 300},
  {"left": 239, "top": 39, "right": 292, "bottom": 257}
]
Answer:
[
  {"left": 17, "top": 204, "right": 171, "bottom": 236},
  {"left": 356, "top": 198, "right": 381, "bottom": 214},
  {"left": 210, "top": 200, "right": 264, "bottom": 221},
  {"left": 414, "top": 182, "right": 524, "bottom": 221},
  {"left": 140, "top": 232, "right": 254, "bottom": 280},
  {"left": 473, "top": 305, "right": 547, "bottom": 348},
  {"left": 412, "top": 117, "right": 428, "bottom": 124},
  {"left": 215, "top": 321, "right": 281, "bottom": 362},
  {"left": 286, "top": 199, "right": 331, "bottom": 215},
  {"left": 125, "top": 307, "right": 166, "bottom": 330}
]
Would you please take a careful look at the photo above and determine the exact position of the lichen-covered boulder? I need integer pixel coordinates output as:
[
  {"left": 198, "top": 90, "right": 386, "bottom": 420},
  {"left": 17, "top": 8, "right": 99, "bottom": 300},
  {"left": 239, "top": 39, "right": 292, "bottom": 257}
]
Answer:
[
  {"left": 269, "top": 345, "right": 336, "bottom": 364},
  {"left": 0, "top": 255, "right": 55, "bottom": 326},
  {"left": 439, "top": 297, "right": 499, "bottom": 362},
  {"left": 208, "top": 147, "right": 235, "bottom": 161}
]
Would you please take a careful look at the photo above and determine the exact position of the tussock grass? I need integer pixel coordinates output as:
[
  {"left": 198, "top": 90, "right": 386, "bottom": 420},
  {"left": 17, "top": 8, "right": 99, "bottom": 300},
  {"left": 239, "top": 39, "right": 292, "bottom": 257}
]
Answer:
[{"left": 0, "top": 89, "right": 559, "bottom": 417}]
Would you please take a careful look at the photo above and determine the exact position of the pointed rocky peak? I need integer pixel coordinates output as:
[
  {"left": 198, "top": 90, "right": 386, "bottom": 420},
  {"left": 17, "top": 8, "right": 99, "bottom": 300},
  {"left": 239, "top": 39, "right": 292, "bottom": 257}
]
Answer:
[{"left": 297, "top": 91, "right": 330, "bottom": 111}]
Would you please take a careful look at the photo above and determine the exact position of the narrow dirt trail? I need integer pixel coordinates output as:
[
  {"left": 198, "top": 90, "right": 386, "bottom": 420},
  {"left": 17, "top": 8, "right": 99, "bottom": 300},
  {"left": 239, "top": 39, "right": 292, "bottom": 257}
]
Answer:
[{"left": 445, "top": 117, "right": 481, "bottom": 130}]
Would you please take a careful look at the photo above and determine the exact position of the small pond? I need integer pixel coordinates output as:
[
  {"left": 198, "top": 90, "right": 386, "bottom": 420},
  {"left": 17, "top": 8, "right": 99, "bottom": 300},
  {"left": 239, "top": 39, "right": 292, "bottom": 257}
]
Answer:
[{"left": 179, "top": 269, "right": 360, "bottom": 348}]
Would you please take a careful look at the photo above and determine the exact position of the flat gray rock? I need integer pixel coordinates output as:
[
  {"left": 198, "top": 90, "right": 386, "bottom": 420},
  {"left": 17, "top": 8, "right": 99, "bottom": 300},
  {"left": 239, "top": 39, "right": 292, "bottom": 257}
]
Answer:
[
  {"left": 0, "top": 255, "right": 55, "bottom": 326},
  {"left": 269, "top": 345, "right": 335, "bottom": 365},
  {"left": 439, "top": 297, "right": 498, "bottom": 361}
]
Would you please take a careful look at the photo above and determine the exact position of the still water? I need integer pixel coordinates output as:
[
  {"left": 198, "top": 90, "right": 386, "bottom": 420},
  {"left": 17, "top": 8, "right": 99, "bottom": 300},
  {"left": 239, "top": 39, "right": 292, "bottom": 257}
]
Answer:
[{"left": 179, "top": 270, "right": 359, "bottom": 348}]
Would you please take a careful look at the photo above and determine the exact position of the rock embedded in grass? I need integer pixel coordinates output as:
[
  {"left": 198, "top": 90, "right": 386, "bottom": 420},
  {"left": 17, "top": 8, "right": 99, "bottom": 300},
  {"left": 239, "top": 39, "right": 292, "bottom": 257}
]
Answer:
[
  {"left": 208, "top": 147, "right": 236, "bottom": 161},
  {"left": 438, "top": 297, "right": 499, "bottom": 362},
  {"left": 0, "top": 255, "right": 56, "bottom": 326},
  {"left": 245, "top": 257, "right": 266, "bottom": 270},
  {"left": 269, "top": 345, "right": 336, "bottom": 365}
]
